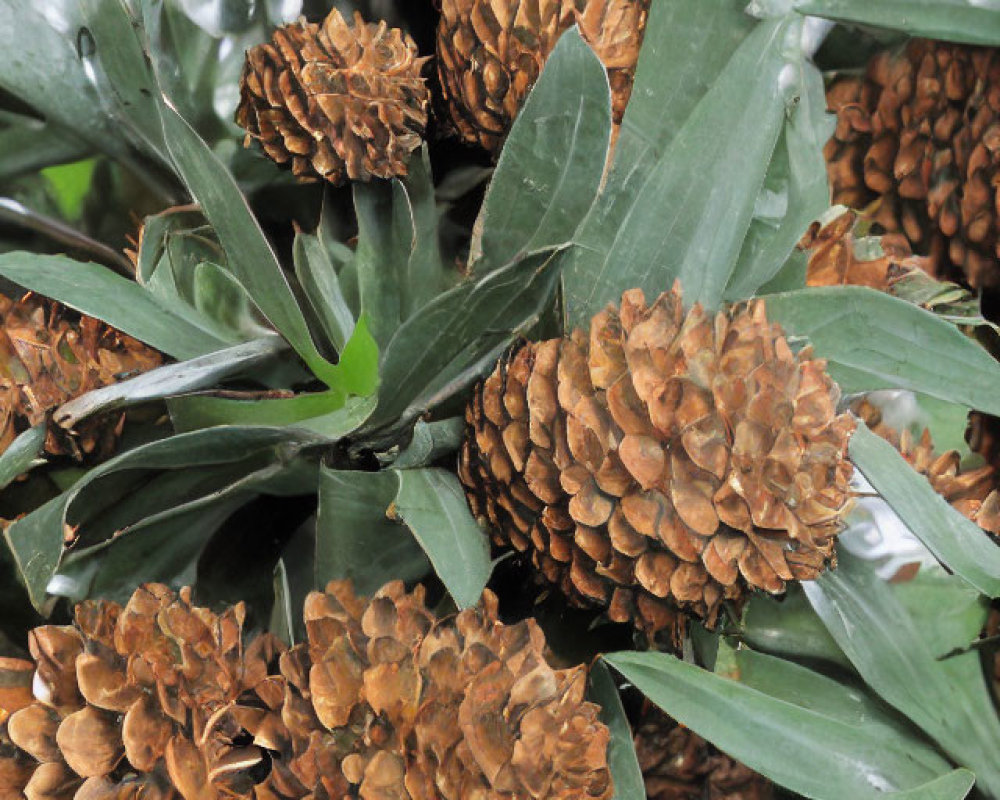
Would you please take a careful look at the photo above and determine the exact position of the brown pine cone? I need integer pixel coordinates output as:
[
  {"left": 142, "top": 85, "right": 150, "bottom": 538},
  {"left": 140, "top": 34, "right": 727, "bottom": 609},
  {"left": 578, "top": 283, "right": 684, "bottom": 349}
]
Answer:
[
  {"left": 237, "top": 9, "right": 430, "bottom": 184},
  {"left": 634, "top": 702, "right": 773, "bottom": 800},
  {"left": 854, "top": 398, "right": 1000, "bottom": 535},
  {"left": 824, "top": 40, "right": 1000, "bottom": 291},
  {"left": 459, "top": 284, "right": 856, "bottom": 645},
  {"left": 436, "top": 0, "right": 650, "bottom": 153},
  {"left": 0, "top": 293, "right": 162, "bottom": 462}
]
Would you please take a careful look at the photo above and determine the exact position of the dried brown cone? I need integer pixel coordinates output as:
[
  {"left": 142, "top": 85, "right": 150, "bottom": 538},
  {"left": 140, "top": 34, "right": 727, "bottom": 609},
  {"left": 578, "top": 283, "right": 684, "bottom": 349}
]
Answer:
[
  {"left": 459, "top": 284, "right": 856, "bottom": 644},
  {"left": 824, "top": 40, "right": 1000, "bottom": 291},
  {"left": 0, "top": 293, "right": 162, "bottom": 462},
  {"left": 0, "top": 584, "right": 286, "bottom": 800},
  {"left": 436, "top": 0, "right": 651, "bottom": 154},
  {"left": 270, "top": 579, "right": 613, "bottom": 799},
  {"left": 237, "top": 9, "right": 430, "bottom": 185},
  {"left": 633, "top": 702, "right": 773, "bottom": 800},
  {"left": 854, "top": 398, "right": 1000, "bottom": 535}
]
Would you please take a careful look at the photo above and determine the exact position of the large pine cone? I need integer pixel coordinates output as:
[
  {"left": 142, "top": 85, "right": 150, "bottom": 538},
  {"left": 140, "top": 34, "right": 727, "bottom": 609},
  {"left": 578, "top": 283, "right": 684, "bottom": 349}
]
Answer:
[
  {"left": 633, "top": 702, "right": 773, "bottom": 800},
  {"left": 436, "top": 0, "right": 650, "bottom": 153},
  {"left": 824, "top": 40, "right": 1000, "bottom": 291},
  {"left": 459, "top": 285, "right": 856, "bottom": 643},
  {"left": 237, "top": 9, "right": 430, "bottom": 185},
  {"left": 0, "top": 293, "right": 162, "bottom": 461}
]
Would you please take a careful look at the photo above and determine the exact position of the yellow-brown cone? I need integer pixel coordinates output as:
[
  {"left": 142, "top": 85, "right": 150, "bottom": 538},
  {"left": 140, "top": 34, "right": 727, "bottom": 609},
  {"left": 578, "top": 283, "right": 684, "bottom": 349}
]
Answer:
[
  {"left": 459, "top": 284, "right": 856, "bottom": 643},
  {"left": 0, "top": 293, "right": 162, "bottom": 462},
  {"left": 824, "top": 40, "right": 1000, "bottom": 291},
  {"left": 436, "top": 0, "right": 650, "bottom": 154},
  {"left": 237, "top": 9, "right": 430, "bottom": 185}
]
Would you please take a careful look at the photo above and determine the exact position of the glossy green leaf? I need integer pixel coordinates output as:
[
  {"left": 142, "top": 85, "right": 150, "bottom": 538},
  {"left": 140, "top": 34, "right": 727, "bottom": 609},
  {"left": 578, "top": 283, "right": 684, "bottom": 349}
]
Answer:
[
  {"left": 389, "top": 468, "right": 491, "bottom": 609},
  {"left": 804, "top": 553, "right": 1000, "bottom": 795},
  {"left": 588, "top": 661, "right": 645, "bottom": 800},
  {"left": 788, "top": 0, "right": 1000, "bottom": 47},
  {"left": 471, "top": 28, "right": 611, "bottom": 273},
  {"left": 315, "top": 467, "right": 429, "bottom": 597},
  {"left": 850, "top": 423, "right": 1000, "bottom": 596},
  {"left": 606, "top": 650, "right": 962, "bottom": 799},
  {"left": 563, "top": 14, "right": 799, "bottom": 325},
  {"left": 56, "top": 336, "right": 290, "bottom": 428},
  {"left": 156, "top": 101, "right": 342, "bottom": 384},
  {"left": 392, "top": 418, "right": 465, "bottom": 470},
  {"left": 293, "top": 231, "right": 355, "bottom": 353},
  {"left": 766, "top": 286, "right": 1000, "bottom": 415},
  {"left": 0, "top": 252, "right": 230, "bottom": 358},
  {"left": 0, "top": 425, "right": 46, "bottom": 491}
]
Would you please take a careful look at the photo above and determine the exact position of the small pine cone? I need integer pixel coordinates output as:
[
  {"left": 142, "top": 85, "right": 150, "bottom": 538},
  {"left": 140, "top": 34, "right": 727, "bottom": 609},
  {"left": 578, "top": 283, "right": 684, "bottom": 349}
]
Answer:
[
  {"left": 436, "top": 0, "right": 650, "bottom": 154},
  {"left": 633, "top": 702, "right": 773, "bottom": 800},
  {"left": 0, "top": 584, "right": 286, "bottom": 800},
  {"left": 824, "top": 40, "right": 1000, "bottom": 291},
  {"left": 854, "top": 398, "right": 1000, "bottom": 535},
  {"left": 270, "top": 580, "right": 613, "bottom": 799},
  {"left": 0, "top": 293, "right": 162, "bottom": 462},
  {"left": 459, "top": 284, "right": 856, "bottom": 643},
  {"left": 237, "top": 9, "right": 430, "bottom": 185}
]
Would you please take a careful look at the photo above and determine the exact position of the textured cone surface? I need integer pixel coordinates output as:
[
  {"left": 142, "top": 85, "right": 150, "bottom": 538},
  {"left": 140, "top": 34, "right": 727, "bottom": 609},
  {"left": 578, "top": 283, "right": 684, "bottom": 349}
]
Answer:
[
  {"left": 459, "top": 285, "right": 855, "bottom": 642},
  {"left": 270, "top": 579, "right": 613, "bottom": 799},
  {"left": 237, "top": 8, "right": 430, "bottom": 184},
  {"left": 436, "top": 0, "right": 650, "bottom": 153},
  {"left": 634, "top": 702, "right": 773, "bottom": 800},
  {"left": 0, "top": 293, "right": 162, "bottom": 462},
  {"left": 0, "top": 585, "right": 285, "bottom": 800},
  {"left": 824, "top": 40, "right": 1000, "bottom": 291},
  {"left": 855, "top": 398, "right": 1000, "bottom": 535}
]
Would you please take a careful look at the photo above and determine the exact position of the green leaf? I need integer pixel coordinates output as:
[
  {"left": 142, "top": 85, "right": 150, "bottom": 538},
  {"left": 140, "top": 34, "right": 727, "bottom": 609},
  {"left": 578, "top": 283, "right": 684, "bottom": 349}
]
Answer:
[
  {"left": 849, "top": 423, "right": 1000, "bottom": 596},
  {"left": 787, "top": 0, "right": 1000, "bottom": 47},
  {"left": 42, "top": 158, "right": 97, "bottom": 220},
  {"left": 269, "top": 558, "right": 296, "bottom": 646},
  {"left": 156, "top": 101, "right": 342, "bottom": 384},
  {"left": 56, "top": 336, "right": 290, "bottom": 428},
  {"left": 804, "top": 553, "right": 1000, "bottom": 794},
  {"left": 0, "top": 425, "right": 46, "bottom": 491},
  {"left": 392, "top": 418, "right": 465, "bottom": 470},
  {"left": 367, "top": 248, "right": 562, "bottom": 434},
  {"left": 588, "top": 661, "right": 645, "bottom": 800},
  {"left": 765, "top": 286, "right": 1000, "bottom": 415},
  {"left": 293, "top": 231, "right": 355, "bottom": 353},
  {"left": 562, "top": 14, "right": 799, "bottom": 325},
  {"left": 315, "top": 467, "right": 429, "bottom": 597},
  {"left": 0, "top": 252, "right": 230, "bottom": 359},
  {"left": 892, "top": 567, "right": 987, "bottom": 657},
  {"left": 389, "top": 468, "right": 491, "bottom": 609},
  {"left": 605, "top": 650, "right": 960, "bottom": 799},
  {"left": 471, "top": 28, "right": 611, "bottom": 273},
  {"left": 0, "top": 117, "right": 90, "bottom": 183}
]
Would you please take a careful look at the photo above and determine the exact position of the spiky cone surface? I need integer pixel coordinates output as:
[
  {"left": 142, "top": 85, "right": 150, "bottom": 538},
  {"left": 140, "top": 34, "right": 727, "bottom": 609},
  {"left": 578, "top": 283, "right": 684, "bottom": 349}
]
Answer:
[
  {"left": 0, "top": 293, "right": 162, "bottom": 462},
  {"left": 459, "top": 285, "right": 856, "bottom": 644},
  {"left": 854, "top": 398, "right": 1000, "bottom": 535},
  {"left": 271, "top": 579, "right": 613, "bottom": 799},
  {"left": 0, "top": 584, "right": 287, "bottom": 800},
  {"left": 236, "top": 9, "right": 430, "bottom": 185},
  {"left": 633, "top": 702, "right": 773, "bottom": 800},
  {"left": 436, "top": 0, "right": 650, "bottom": 154},
  {"left": 824, "top": 39, "right": 1000, "bottom": 290}
]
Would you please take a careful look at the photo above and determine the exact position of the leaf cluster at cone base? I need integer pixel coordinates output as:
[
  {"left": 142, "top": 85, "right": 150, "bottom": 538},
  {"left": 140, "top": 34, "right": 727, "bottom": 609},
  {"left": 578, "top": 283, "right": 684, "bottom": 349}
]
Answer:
[
  {"left": 459, "top": 284, "right": 855, "bottom": 646},
  {"left": 825, "top": 39, "right": 1000, "bottom": 292},
  {"left": 436, "top": 0, "right": 650, "bottom": 153},
  {"left": 237, "top": 8, "right": 430, "bottom": 185},
  {"left": 0, "top": 293, "right": 162, "bottom": 462},
  {"left": 0, "top": 581, "right": 613, "bottom": 799}
]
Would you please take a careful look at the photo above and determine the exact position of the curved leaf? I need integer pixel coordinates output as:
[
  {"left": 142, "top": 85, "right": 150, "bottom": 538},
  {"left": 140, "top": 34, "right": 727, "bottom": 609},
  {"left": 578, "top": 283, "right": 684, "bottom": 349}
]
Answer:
[
  {"left": 588, "top": 661, "right": 645, "bottom": 800},
  {"left": 0, "top": 425, "right": 46, "bottom": 492}
]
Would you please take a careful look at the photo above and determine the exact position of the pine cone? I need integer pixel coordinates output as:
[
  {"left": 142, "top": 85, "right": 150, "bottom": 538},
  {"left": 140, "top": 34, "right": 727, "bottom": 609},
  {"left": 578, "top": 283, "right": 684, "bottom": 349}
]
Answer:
[
  {"left": 0, "top": 293, "right": 162, "bottom": 462},
  {"left": 854, "top": 398, "right": 1000, "bottom": 535},
  {"left": 459, "top": 285, "right": 856, "bottom": 644},
  {"left": 237, "top": 9, "right": 430, "bottom": 185},
  {"left": 436, "top": 0, "right": 650, "bottom": 153},
  {"left": 824, "top": 40, "right": 1000, "bottom": 291},
  {"left": 634, "top": 702, "right": 773, "bottom": 800},
  {"left": 0, "top": 584, "right": 286, "bottom": 800},
  {"left": 271, "top": 579, "right": 613, "bottom": 799}
]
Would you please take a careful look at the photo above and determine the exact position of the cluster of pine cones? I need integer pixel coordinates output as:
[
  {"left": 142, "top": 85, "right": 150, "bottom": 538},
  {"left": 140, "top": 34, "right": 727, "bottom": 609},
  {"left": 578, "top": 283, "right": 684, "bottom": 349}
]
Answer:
[{"left": 235, "top": 1, "right": 651, "bottom": 184}]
